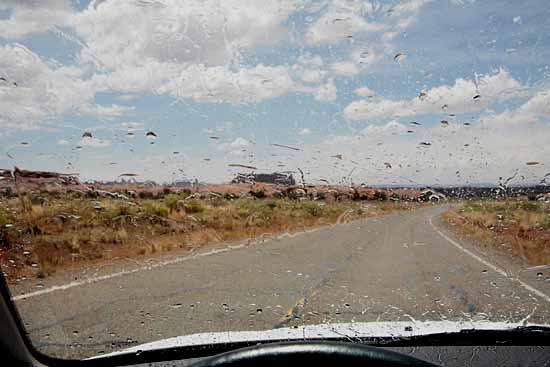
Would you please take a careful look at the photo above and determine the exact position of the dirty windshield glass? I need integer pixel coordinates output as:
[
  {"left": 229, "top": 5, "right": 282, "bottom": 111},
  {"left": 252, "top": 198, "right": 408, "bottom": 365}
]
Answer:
[{"left": 1, "top": 0, "right": 550, "bottom": 360}]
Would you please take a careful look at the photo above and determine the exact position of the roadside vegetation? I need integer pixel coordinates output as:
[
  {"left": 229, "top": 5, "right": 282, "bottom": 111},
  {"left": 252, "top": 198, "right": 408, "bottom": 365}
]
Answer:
[
  {"left": 442, "top": 200, "right": 550, "bottom": 264},
  {"left": 0, "top": 190, "right": 419, "bottom": 281}
]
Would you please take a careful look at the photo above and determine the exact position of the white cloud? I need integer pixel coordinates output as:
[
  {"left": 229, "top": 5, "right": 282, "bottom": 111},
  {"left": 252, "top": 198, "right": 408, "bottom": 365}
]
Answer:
[
  {"left": 314, "top": 78, "right": 337, "bottom": 102},
  {"left": 229, "top": 137, "right": 251, "bottom": 149},
  {"left": 344, "top": 68, "right": 524, "bottom": 121},
  {"left": 362, "top": 120, "right": 408, "bottom": 136},
  {"left": 291, "top": 54, "right": 326, "bottom": 84},
  {"left": 80, "top": 104, "right": 135, "bottom": 117},
  {"left": 305, "top": 0, "right": 431, "bottom": 46},
  {"left": 355, "top": 87, "right": 374, "bottom": 97},
  {"left": 0, "top": 0, "right": 74, "bottom": 39},
  {"left": 331, "top": 61, "right": 359, "bottom": 76},
  {"left": 483, "top": 89, "right": 550, "bottom": 125},
  {"left": 306, "top": 14, "right": 368, "bottom": 45},
  {"left": 389, "top": 0, "right": 433, "bottom": 15},
  {"left": 161, "top": 63, "right": 295, "bottom": 103},
  {"left": 73, "top": 0, "right": 300, "bottom": 69},
  {"left": 0, "top": 43, "right": 97, "bottom": 129},
  {"left": 300, "top": 69, "right": 326, "bottom": 83},
  {"left": 120, "top": 122, "right": 144, "bottom": 131},
  {"left": 79, "top": 137, "right": 112, "bottom": 147},
  {"left": 0, "top": 0, "right": 306, "bottom": 128},
  {"left": 350, "top": 48, "right": 382, "bottom": 66},
  {"left": 305, "top": 0, "right": 387, "bottom": 45},
  {"left": 312, "top": 113, "right": 550, "bottom": 186}
]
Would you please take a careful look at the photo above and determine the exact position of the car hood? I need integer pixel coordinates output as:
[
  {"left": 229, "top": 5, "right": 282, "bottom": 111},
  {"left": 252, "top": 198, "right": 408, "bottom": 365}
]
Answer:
[{"left": 91, "top": 320, "right": 548, "bottom": 359}]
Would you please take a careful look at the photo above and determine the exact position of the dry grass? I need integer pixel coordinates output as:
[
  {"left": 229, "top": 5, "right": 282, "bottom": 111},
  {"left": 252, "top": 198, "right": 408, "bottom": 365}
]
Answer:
[
  {"left": 442, "top": 200, "right": 550, "bottom": 265},
  {"left": 0, "top": 193, "right": 418, "bottom": 281}
]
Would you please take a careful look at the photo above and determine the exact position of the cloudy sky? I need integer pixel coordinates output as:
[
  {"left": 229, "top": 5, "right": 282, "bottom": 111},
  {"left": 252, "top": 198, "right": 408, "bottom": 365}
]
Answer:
[{"left": 0, "top": 0, "right": 549, "bottom": 186}]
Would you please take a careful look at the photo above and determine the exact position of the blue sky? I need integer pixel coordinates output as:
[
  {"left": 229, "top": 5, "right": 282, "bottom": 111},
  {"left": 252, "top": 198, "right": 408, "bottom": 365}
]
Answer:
[{"left": 0, "top": 0, "right": 549, "bottom": 185}]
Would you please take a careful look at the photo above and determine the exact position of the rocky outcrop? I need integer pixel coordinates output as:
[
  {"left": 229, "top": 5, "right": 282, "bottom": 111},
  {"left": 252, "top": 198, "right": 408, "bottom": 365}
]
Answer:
[
  {"left": 232, "top": 172, "right": 296, "bottom": 186},
  {"left": 0, "top": 167, "right": 81, "bottom": 193}
]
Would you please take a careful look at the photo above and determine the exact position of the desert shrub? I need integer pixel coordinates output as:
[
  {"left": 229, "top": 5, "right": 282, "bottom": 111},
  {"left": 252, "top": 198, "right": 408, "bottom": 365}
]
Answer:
[
  {"left": 541, "top": 214, "right": 550, "bottom": 230},
  {"left": 138, "top": 191, "right": 153, "bottom": 199},
  {"left": 103, "top": 203, "right": 135, "bottom": 220},
  {"left": 85, "top": 190, "right": 99, "bottom": 199},
  {"left": 143, "top": 203, "right": 169, "bottom": 218},
  {"left": 296, "top": 200, "right": 323, "bottom": 217},
  {"left": 164, "top": 194, "right": 181, "bottom": 212},
  {"left": 249, "top": 189, "right": 266, "bottom": 199},
  {"left": 516, "top": 201, "right": 541, "bottom": 212},
  {"left": 184, "top": 199, "right": 205, "bottom": 213},
  {"left": 0, "top": 208, "right": 9, "bottom": 228},
  {"left": 373, "top": 191, "right": 387, "bottom": 201}
]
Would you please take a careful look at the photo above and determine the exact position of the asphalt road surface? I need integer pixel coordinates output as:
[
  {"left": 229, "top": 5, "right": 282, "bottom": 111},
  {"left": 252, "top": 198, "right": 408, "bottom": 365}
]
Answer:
[{"left": 9, "top": 206, "right": 550, "bottom": 359}]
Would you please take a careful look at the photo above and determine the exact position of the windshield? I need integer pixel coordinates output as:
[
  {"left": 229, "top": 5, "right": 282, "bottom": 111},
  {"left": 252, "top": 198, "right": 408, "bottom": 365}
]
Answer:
[{"left": 1, "top": 0, "right": 549, "bottom": 360}]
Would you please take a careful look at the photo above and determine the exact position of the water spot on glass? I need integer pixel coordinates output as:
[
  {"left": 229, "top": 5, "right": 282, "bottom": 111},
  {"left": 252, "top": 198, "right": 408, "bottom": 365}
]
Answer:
[
  {"left": 394, "top": 52, "right": 406, "bottom": 62},
  {"left": 146, "top": 131, "right": 157, "bottom": 138},
  {"left": 82, "top": 132, "right": 92, "bottom": 138}
]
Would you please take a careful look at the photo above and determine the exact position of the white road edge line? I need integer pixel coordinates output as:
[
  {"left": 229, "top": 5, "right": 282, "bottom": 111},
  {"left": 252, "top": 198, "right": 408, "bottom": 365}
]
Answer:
[
  {"left": 429, "top": 215, "right": 550, "bottom": 304},
  {"left": 11, "top": 221, "right": 337, "bottom": 301},
  {"left": 11, "top": 245, "right": 244, "bottom": 301}
]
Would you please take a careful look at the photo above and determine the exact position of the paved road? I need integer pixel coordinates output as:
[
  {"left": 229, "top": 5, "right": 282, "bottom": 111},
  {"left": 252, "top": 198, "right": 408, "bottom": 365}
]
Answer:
[{"left": 9, "top": 206, "right": 550, "bottom": 359}]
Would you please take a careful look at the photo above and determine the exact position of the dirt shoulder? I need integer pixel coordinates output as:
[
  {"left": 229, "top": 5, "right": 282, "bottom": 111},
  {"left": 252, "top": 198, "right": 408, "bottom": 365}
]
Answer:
[
  {"left": 0, "top": 192, "right": 422, "bottom": 283},
  {"left": 441, "top": 200, "right": 550, "bottom": 266}
]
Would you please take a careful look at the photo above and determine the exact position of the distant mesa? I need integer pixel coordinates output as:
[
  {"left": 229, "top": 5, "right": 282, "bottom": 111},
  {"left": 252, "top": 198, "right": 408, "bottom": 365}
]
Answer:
[
  {"left": 0, "top": 166, "right": 80, "bottom": 189},
  {"left": 232, "top": 172, "right": 296, "bottom": 186}
]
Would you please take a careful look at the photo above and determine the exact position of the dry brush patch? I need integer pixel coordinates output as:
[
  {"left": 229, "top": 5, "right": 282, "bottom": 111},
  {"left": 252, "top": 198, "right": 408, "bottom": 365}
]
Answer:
[
  {"left": 0, "top": 192, "right": 419, "bottom": 282},
  {"left": 442, "top": 200, "right": 550, "bottom": 265}
]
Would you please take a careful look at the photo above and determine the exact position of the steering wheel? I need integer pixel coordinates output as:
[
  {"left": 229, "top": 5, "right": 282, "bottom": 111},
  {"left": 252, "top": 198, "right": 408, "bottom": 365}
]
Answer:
[{"left": 191, "top": 341, "right": 438, "bottom": 366}]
